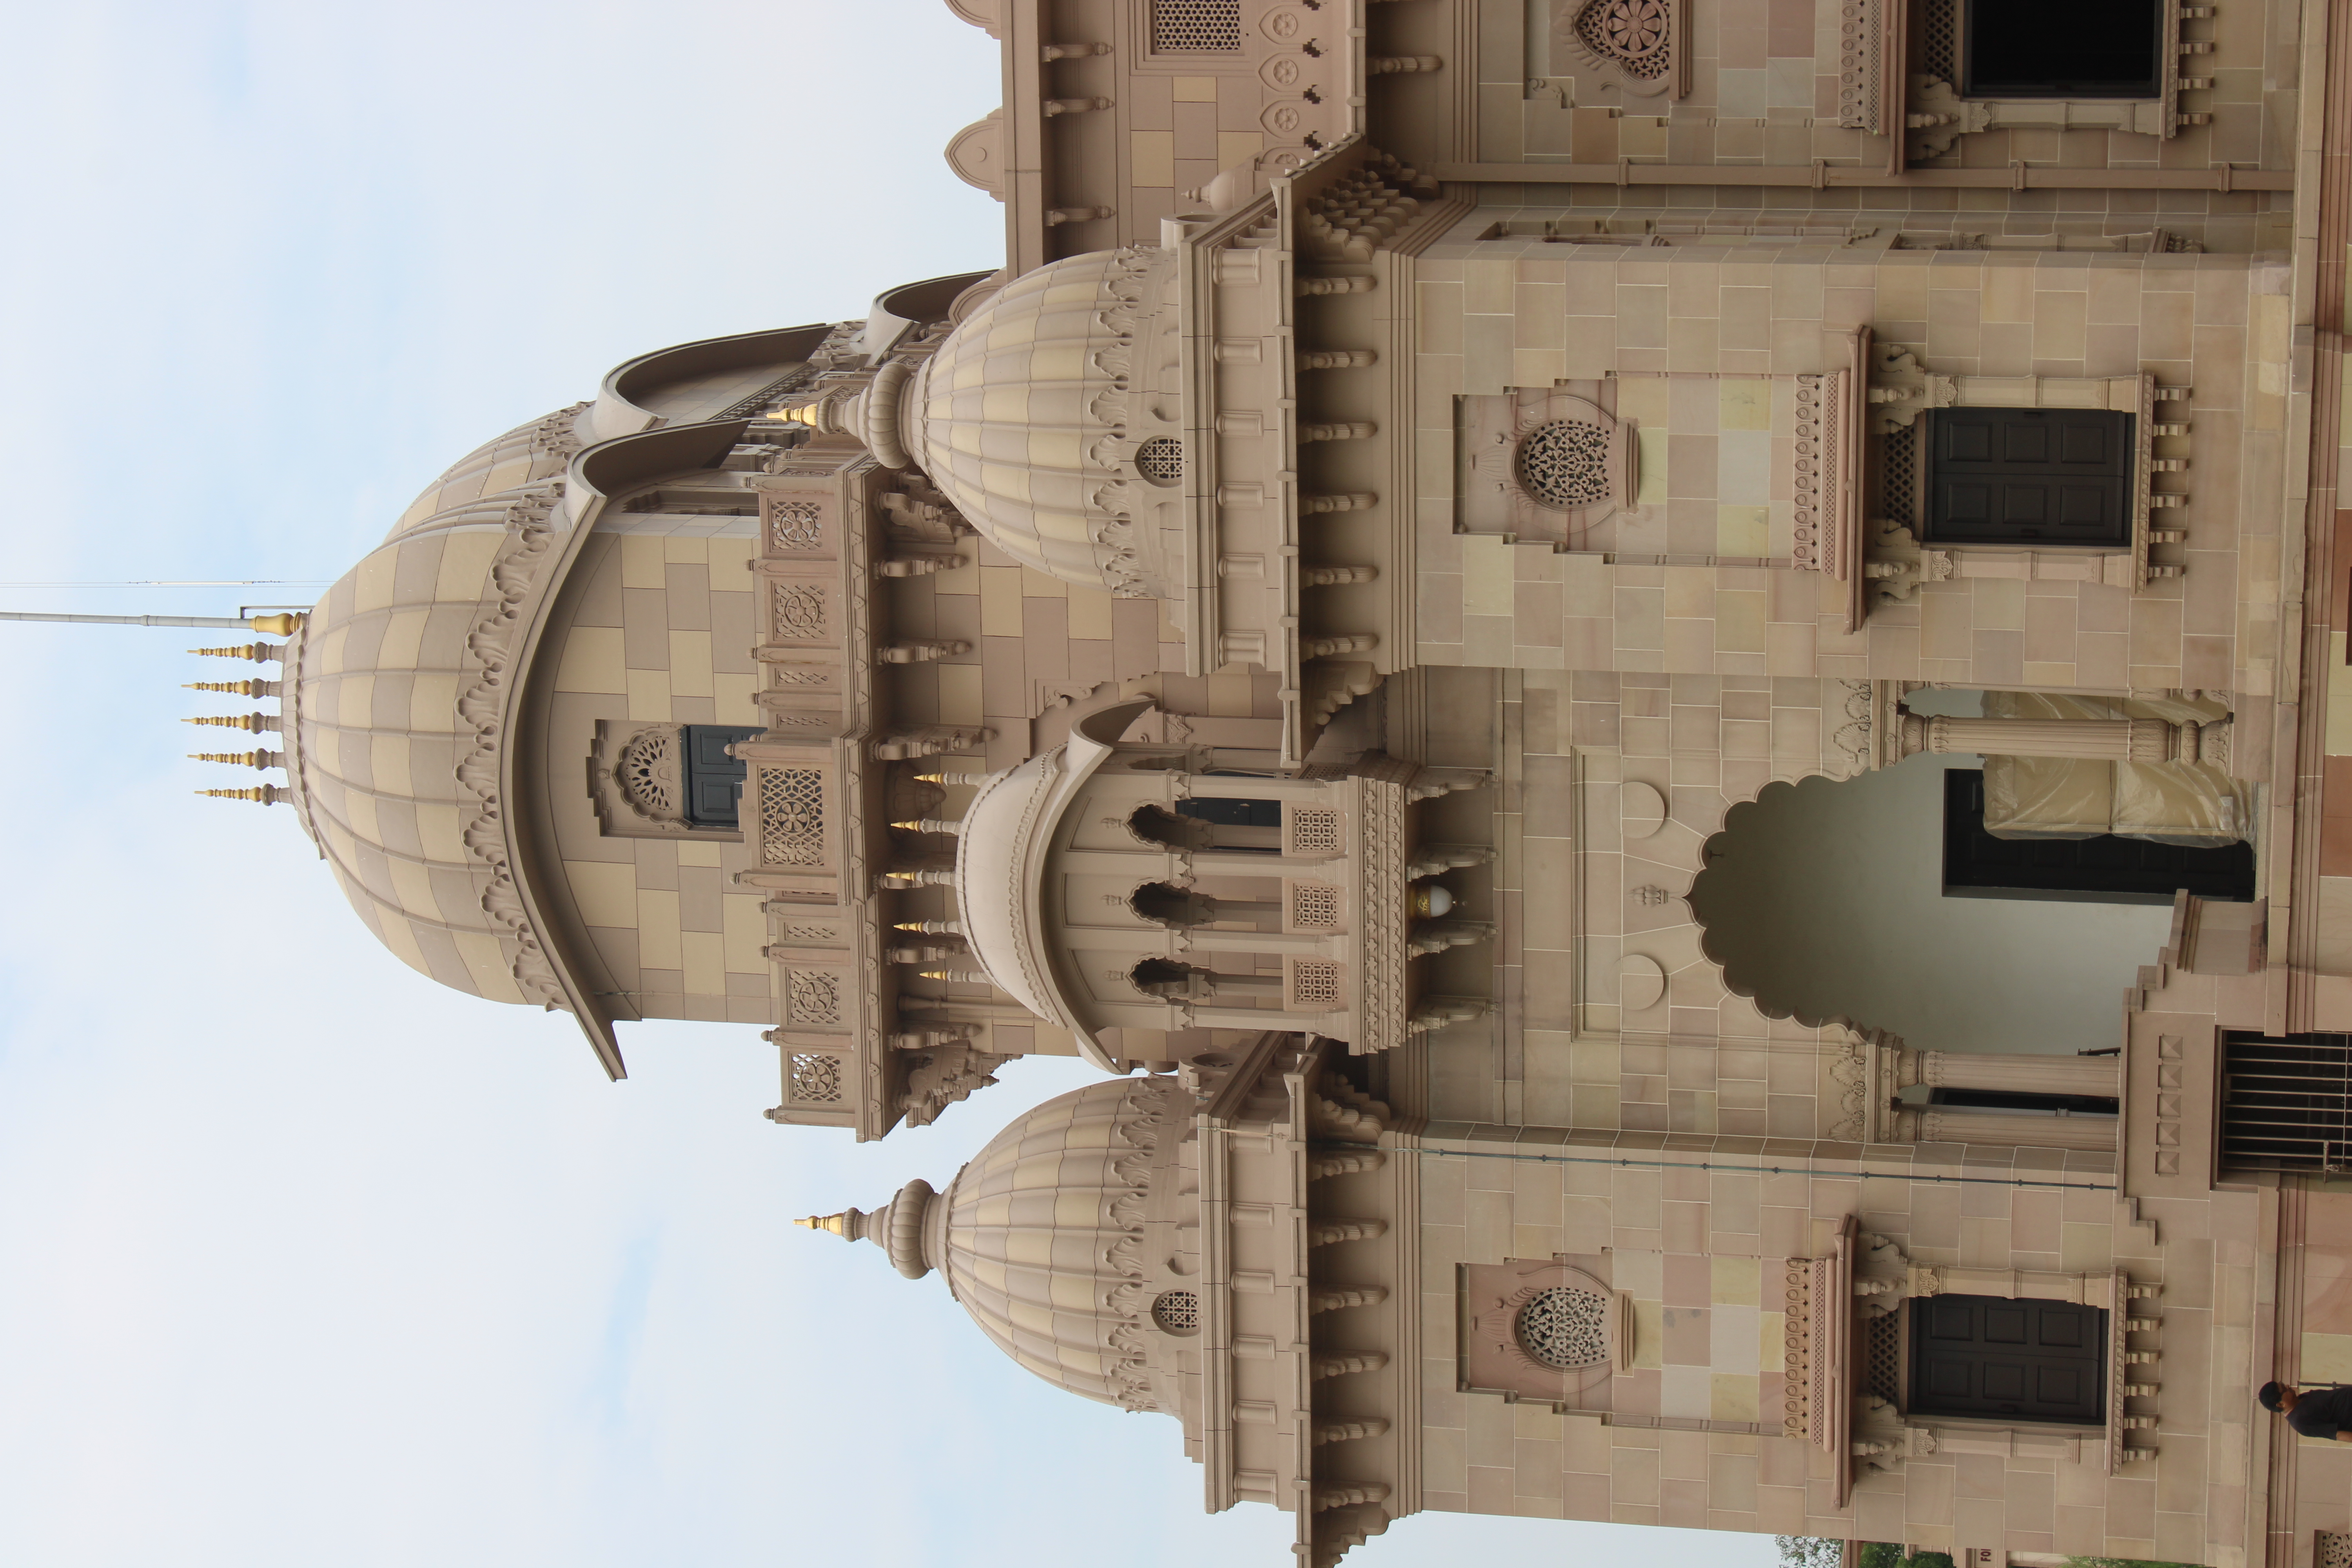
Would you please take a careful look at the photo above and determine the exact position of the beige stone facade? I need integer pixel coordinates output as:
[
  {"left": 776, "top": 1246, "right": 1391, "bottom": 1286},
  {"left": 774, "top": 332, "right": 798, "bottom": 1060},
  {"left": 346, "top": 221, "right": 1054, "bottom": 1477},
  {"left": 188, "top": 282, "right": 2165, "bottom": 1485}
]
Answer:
[{"left": 191, "top": 0, "right": 2352, "bottom": 1562}]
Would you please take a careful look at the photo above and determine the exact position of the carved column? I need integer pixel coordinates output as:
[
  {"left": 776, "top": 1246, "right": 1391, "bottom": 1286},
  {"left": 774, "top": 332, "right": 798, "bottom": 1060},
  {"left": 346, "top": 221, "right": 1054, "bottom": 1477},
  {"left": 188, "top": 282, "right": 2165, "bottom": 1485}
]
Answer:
[
  {"left": 1891, "top": 1107, "right": 2118, "bottom": 1152},
  {"left": 1889, "top": 708, "right": 2230, "bottom": 769},
  {"left": 1907, "top": 1051, "right": 2120, "bottom": 1099}
]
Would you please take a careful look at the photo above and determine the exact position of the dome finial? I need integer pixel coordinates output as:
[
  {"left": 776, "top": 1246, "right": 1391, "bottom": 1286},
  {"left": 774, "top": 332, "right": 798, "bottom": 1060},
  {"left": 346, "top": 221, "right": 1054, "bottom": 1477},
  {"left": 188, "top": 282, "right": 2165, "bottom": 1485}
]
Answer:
[{"left": 794, "top": 1209, "right": 867, "bottom": 1241}]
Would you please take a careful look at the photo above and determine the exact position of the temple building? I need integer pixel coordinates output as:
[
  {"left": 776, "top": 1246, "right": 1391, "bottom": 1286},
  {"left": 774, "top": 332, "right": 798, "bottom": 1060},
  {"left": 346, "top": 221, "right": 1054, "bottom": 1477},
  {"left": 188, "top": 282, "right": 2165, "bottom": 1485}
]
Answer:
[{"left": 184, "top": 0, "right": 2352, "bottom": 1563}]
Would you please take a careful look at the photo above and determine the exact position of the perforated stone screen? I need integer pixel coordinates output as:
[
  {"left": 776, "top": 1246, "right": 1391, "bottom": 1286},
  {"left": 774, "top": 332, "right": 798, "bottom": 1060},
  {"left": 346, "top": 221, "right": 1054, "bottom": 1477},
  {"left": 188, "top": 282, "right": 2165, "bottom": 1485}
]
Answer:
[
  {"left": 1516, "top": 1286, "right": 1611, "bottom": 1369},
  {"left": 1515, "top": 419, "right": 1615, "bottom": 510},
  {"left": 1152, "top": 1290, "right": 1200, "bottom": 1333},
  {"left": 1136, "top": 436, "right": 1184, "bottom": 483},
  {"left": 1150, "top": 0, "right": 1241, "bottom": 52}
]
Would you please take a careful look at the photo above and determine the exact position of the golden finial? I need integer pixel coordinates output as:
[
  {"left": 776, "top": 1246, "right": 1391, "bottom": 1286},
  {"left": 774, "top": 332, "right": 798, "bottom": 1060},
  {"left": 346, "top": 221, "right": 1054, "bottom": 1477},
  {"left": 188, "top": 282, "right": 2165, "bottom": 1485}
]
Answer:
[
  {"left": 914, "top": 770, "right": 985, "bottom": 786},
  {"left": 184, "top": 713, "right": 276, "bottom": 733},
  {"left": 794, "top": 1210, "right": 864, "bottom": 1240},
  {"left": 189, "top": 750, "right": 282, "bottom": 769},
  {"left": 197, "top": 786, "right": 285, "bottom": 805},
  {"left": 919, "top": 968, "right": 989, "bottom": 983},
  {"left": 188, "top": 642, "right": 284, "bottom": 662},
  {"left": 895, "top": 919, "right": 964, "bottom": 935},
  {"left": 891, "top": 818, "right": 960, "bottom": 833},
  {"left": 184, "top": 679, "right": 275, "bottom": 697},
  {"left": 249, "top": 613, "right": 301, "bottom": 636}
]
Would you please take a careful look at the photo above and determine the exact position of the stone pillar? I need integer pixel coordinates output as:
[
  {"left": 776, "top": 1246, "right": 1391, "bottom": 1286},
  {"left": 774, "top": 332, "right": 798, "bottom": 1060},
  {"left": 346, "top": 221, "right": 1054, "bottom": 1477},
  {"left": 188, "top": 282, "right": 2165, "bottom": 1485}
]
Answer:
[
  {"left": 1911, "top": 1051, "right": 2120, "bottom": 1099},
  {"left": 1894, "top": 708, "right": 2230, "bottom": 769},
  {"left": 1892, "top": 1107, "right": 2119, "bottom": 1152}
]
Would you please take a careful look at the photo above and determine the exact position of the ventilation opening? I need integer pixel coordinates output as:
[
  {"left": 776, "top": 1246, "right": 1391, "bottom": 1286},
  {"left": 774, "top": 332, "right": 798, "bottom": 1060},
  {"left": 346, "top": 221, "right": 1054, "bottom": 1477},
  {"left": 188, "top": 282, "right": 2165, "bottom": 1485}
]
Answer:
[
  {"left": 1515, "top": 1286, "right": 1612, "bottom": 1370},
  {"left": 1152, "top": 1289, "right": 1201, "bottom": 1334},
  {"left": 1515, "top": 419, "right": 1616, "bottom": 510},
  {"left": 2223, "top": 1033, "right": 2352, "bottom": 1172},
  {"left": 1136, "top": 436, "right": 1184, "bottom": 485},
  {"left": 1149, "top": 0, "right": 1242, "bottom": 53}
]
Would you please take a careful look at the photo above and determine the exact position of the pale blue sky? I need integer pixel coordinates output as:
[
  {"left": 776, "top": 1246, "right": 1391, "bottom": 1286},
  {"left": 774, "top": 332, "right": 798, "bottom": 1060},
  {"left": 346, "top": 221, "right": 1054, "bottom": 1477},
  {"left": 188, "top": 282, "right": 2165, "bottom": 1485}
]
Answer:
[{"left": 0, "top": 4, "right": 1777, "bottom": 1563}]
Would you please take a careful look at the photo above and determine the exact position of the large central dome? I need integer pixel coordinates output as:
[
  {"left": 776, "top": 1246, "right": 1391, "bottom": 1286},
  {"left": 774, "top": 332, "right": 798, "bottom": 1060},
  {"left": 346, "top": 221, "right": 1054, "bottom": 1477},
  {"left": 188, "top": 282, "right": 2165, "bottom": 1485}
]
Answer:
[{"left": 897, "top": 248, "right": 1189, "bottom": 599}]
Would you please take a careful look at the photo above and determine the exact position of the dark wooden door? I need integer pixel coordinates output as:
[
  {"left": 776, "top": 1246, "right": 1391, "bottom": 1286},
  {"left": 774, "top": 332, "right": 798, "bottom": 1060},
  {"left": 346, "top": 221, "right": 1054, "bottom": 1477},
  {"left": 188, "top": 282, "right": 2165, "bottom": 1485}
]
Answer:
[
  {"left": 1922, "top": 407, "right": 2134, "bottom": 548},
  {"left": 682, "top": 724, "right": 764, "bottom": 828},
  {"left": 1908, "top": 1295, "right": 2106, "bottom": 1423}
]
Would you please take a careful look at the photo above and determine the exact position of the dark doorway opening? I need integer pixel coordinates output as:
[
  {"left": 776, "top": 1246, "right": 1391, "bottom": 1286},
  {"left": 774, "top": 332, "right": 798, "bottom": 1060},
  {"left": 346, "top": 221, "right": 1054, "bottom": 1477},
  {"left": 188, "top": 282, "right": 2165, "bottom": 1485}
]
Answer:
[
  {"left": 1908, "top": 1295, "right": 2106, "bottom": 1423},
  {"left": 1942, "top": 769, "right": 2256, "bottom": 904},
  {"left": 681, "top": 724, "right": 765, "bottom": 828},
  {"left": 1962, "top": 0, "right": 2161, "bottom": 97}
]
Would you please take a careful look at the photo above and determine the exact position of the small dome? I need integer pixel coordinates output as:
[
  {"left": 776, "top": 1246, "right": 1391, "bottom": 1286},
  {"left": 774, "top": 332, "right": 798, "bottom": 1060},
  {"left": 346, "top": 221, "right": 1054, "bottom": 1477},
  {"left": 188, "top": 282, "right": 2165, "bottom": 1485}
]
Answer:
[
  {"left": 808, "top": 1078, "right": 1189, "bottom": 1410},
  {"left": 903, "top": 248, "right": 1187, "bottom": 599}
]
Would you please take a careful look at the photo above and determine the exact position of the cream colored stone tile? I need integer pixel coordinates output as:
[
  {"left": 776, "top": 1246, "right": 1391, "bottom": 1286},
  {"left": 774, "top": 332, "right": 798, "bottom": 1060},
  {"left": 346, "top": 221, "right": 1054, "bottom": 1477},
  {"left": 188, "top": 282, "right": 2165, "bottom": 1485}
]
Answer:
[
  {"left": 667, "top": 630, "right": 715, "bottom": 697},
  {"left": 681, "top": 930, "right": 726, "bottom": 996},
  {"left": 979, "top": 565, "right": 1025, "bottom": 636},
  {"left": 626, "top": 667, "right": 673, "bottom": 721},
  {"left": 555, "top": 626, "right": 628, "bottom": 694},
  {"left": 621, "top": 534, "right": 668, "bottom": 590},
  {"left": 637, "top": 889, "right": 683, "bottom": 969},
  {"left": 1067, "top": 584, "right": 1114, "bottom": 639},
  {"left": 1020, "top": 566, "right": 1067, "bottom": 598},
  {"left": 1463, "top": 535, "right": 1516, "bottom": 619},
  {"left": 937, "top": 663, "right": 984, "bottom": 726},
  {"left": 1717, "top": 505, "right": 1769, "bottom": 556},
  {"left": 662, "top": 536, "right": 710, "bottom": 564},
  {"left": 1131, "top": 131, "right": 1174, "bottom": 187},
  {"left": 713, "top": 673, "right": 759, "bottom": 725}
]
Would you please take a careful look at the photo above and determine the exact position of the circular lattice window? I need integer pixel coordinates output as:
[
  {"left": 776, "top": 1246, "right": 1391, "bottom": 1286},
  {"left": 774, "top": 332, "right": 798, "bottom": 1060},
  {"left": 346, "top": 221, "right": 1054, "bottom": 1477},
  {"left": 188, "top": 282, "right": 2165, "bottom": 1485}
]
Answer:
[
  {"left": 1135, "top": 436, "right": 1184, "bottom": 486},
  {"left": 1514, "top": 420, "right": 1616, "bottom": 511},
  {"left": 1515, "top": 1286, "right": 1612, "bottom": 1370},
  {"left": 617, "top": 728, "right": 684, "bottom": 821},
  {"left": 1152, "top": 1289, "right": 1201, "bottom": 1335}
]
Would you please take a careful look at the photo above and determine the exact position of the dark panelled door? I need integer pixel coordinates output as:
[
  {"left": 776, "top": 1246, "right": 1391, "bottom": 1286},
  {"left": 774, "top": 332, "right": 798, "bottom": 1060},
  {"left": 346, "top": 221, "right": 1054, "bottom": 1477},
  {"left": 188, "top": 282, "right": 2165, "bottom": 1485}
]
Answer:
[
  {"left": 1908, "top": 1295, "right": 2106, "bottom": 1423},
  {"left": 681, "top": 724, "right": 765, "bottom": 828},
  {"left": 1922, "top": 407, "right": 2133, "bottom": 548}
]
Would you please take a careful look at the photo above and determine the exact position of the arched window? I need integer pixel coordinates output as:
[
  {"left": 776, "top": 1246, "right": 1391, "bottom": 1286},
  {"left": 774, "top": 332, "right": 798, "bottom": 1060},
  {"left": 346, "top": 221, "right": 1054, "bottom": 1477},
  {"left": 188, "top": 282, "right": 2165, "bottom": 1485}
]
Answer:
[{"left": 1127, "top": 799, "right": 1284, "bottom": 852}]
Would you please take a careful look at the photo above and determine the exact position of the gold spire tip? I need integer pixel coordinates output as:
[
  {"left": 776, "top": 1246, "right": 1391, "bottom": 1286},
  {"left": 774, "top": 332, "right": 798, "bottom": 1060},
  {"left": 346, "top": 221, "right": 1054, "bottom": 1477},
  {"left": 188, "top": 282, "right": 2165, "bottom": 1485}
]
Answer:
[{"left": 795, "top": 1212, "right": 853, "bottom": 1238}]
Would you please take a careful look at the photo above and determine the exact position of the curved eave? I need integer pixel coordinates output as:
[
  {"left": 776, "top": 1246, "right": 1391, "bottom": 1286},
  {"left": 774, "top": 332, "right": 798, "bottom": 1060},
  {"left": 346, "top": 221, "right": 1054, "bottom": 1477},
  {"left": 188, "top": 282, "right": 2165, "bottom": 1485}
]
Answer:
[
  {"left": 591, "top": 323, "right": 837, "bottom": 445},
  {"left": 1028, "top": 706, "right": 1152, "bottom": 1072}
]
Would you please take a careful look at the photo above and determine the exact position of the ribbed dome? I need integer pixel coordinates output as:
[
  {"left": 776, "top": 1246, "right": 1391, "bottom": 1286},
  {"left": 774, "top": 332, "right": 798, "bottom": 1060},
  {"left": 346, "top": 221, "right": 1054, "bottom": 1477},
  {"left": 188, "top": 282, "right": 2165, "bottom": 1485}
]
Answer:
[
  {"left": 904, "top": 247, "right": 1187, "bottom": 599},
  {"left": 934, "top": 1076, "right": 1185, "bottom": 1410},
  {"left": 283, "top": 483, "right": 574, "bottom": 1013},
  {"left": 384, "top": 403, "right": 588, "bottom": 542}
]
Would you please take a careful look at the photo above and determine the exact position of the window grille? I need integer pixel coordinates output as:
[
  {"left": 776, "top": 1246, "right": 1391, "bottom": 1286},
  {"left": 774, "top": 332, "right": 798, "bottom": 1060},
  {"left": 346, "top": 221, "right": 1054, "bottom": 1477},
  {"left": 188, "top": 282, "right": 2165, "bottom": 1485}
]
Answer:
[
  {"left": 771, "top": 583, "right": 828, "bottom": 640},
  {"left": 1152, "top": 1290, "right": 1201, "bottom": 1333},
  {"left": 1136, "top": 436, "right": 1184, "bottom": 483},
  {"left": 1515, "top": 419, "right": 1616, "bottom": 510},
  {"left": 1287, "top": 808, "right": 1342, "bottom": 855},
  {"left": 1880, "top": 422, "right": 1918, "bottom": 530},
  {"left": 1922, "top": 0, "right": 1956, "bottom": 83},
  {"left": 2316, "top": 1534, "right": 2352, "bottom": 1568},
  {"left": 786, "top": 970, "right": 844, "bottom": 1026},
  {"left": 1290, "top": 883, "right": 1343, "bottom": 928},
  {"left": 619, "top": 729, "right": 683, "bottom": 820},
  {"left": 1516, "top": 1286, "right": 1612, "bottom": 1369},
  {"left": 1865, "top": 1310, "right": 1903, "bottom": 1404},
  {"left": 1291, "top": 961, "right": 1343, "bottom": 1007},
  {"left": 767, "top": 500, "right": 824, "bottom": 553},
  {"left": 788, "top": 1051, "right": 845, "bottom": 1103},
  {"left": 1150, "top": 0, "right": 1242, "bottom": 53},
  {"left": 2223, "top": 1033, "right": 2352, "bottom": 1172},
  {"left": 759, "top": 768, "right": 826, "bottom": 865}
]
